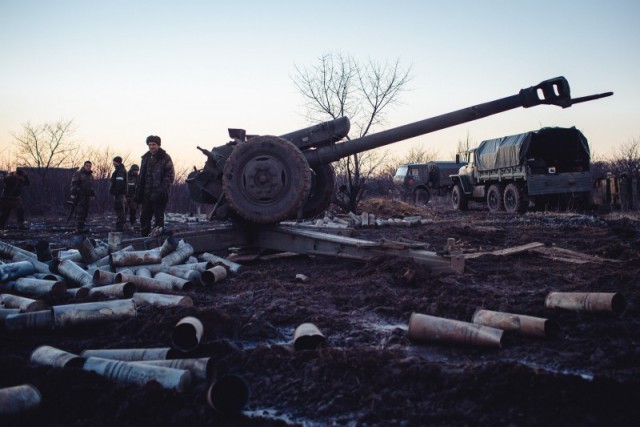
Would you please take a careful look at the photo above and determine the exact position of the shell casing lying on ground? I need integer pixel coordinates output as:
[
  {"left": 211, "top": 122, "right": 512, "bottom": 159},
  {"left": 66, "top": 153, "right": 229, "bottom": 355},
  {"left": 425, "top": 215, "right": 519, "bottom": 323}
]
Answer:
[
  {"left": 110, "top": 249, "right": 162, "bottom": 267},
  {"left": 35, "top": 240, "right": 53, "bottom": 262},
  {"left": 154, "top": 272, "right": 194, "bottom": 291},
  {"left": 171, "top": 261, "right": 209, "bottom": 272},
  {"left": 93, "top": 269, "right": 119, "bottom": 285},
  {"left": 200, "top": 265, "right": 227, "bottom": 286},
  {"left": 52, "top": 299, "right": 137, "bottom": 328},
  {"left": 0, "top": 260, "right": 36, "bottom": 282},
  {"left": 207, "top": 374, "right": 250, "bottom": 414},
  {"left": 11, "top": 253, "right": 51, "bottom": 274},
  {"left": 161, "top": 243, "right": 195, "bottom": 267},
  {"left": 82, "top": 357, "right": 192, "bottom": 392},
  {"left": 81, "top": 347, "right": 173, "bottom": 361},
  {"left": 66, "top": 287, "right": 90, "bottom": 298},
  {"left": 53, "top": 258, "right": 94, "bottom": 288},
  {"left": 472, "top": 309, "right": 557, "bottom": 337},
  {"left": 0, "top": 241, "right": 38, "bottom": 260},
  {"left": 13, "top": 277, "right": 66, "bottom": 297},
  {"left": 116, "top": 273, "right": 175, "bottom": 293},
  {"left": 0, "top": 384, "right": 42, "bottom": 415},
  {"left": 172, "top": 316, "right": 204, "bottom": 352},
  {"left": 77, "top": 237, "right": 101, "bottom": 264},
  {"left": 199, "top": 252, "right": 243, "bottom": 273},
  {"left": 158, "top": 236, "right": 180, "bottom": 258},
  {"left": 0, "top": 293, "right": 48, "bottom": 312},
  {"left": 30, "top": 345, "right": 85, "bottom": 368},
  {"left": 293, "top": 322, "right": 326, "bottom": 350},
  {"left": 165, "top": 266, "right": 201, "bottom": 282},
  {"left": 132, "top": 292, "right": 194, "bottom": 308},
  {"left": 545, "top": 292, "right": 626, "bottom": 316},
  {"left": 4, "top": 309, "right": 53, "bottom": 331},
  {"left": 0, "top": 307, "right": 21, "bottom": 319},
  {"left": 130, "top": 357, "right": 214, "bottom": 381},
  {"left": 87, "top": 282, "right": 136, "bottom": 299},
  {"left": 408, "top": 312, "right": 504, "bottom": 348}
]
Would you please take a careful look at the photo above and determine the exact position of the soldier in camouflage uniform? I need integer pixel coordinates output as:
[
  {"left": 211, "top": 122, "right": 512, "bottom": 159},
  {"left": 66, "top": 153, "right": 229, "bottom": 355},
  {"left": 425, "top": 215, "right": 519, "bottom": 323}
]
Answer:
[
  {"left": 0, "top": 168, "right": 30, "bottom": 231},
  {"left": 110, "top": 156, "right": 127, "bottom": 231},
  {"left": 134, "top": 135, "right": 175, "bottom": 237},
  {"left": 70, "top": 160, "right": 95, "bottom": 233},
  {"left": 126, "top": 164, "right": 140, "bottom": 227}
]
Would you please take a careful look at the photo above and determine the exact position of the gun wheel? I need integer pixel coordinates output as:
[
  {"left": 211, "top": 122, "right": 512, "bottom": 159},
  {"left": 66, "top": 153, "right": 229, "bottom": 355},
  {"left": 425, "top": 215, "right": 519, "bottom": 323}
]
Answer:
[
  {"left": 223, "top": 136, "right": 311, "bottom": 223},
  {"left": 302, "top": 164, "right": 336, "bottom": 219}
]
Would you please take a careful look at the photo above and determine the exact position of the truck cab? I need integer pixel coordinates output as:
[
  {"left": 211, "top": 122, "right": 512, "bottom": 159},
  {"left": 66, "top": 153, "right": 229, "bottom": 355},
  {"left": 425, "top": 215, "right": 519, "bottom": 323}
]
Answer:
[{"left": 394, "top": 160, "right": 466, "bottom": 205}]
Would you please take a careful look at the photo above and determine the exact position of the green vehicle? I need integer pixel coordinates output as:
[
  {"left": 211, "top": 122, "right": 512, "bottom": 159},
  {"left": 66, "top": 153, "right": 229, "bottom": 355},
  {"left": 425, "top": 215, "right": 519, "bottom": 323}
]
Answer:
[
  {"left": 394, "top": 161, "right": 466, "bottom": 205},
  {"left": 450, "top": 127, "right": 592, "bottom": 213}
]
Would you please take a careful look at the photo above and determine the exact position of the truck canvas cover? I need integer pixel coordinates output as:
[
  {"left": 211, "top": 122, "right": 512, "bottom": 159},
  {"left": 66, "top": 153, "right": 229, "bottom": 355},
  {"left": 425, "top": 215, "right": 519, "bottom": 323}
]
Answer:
[{"left": 475, "top": 127, "right": 590, "bottom": 171}]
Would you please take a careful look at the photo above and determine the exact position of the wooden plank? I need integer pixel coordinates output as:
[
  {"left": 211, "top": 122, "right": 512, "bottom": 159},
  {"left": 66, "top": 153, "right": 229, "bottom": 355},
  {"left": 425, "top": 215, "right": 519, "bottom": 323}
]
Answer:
[{"left": 464, "top": 242, "right": 545, "bottom": 259}]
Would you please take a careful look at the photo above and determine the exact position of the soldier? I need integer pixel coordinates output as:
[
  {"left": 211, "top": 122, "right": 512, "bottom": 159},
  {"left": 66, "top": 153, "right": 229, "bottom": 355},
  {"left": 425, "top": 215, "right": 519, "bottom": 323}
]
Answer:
[
  {"left": 134, "top": 135, "right": 175, "bottom": 237},
  {"left": 110, "top": 156, "right": 127, "bottom": 231},
  {"left": 0, "top": 168, "right": 30, "bottom": 231},
  {"left": 70, "top": 160, "right": 95, "bottom": 234},
  {"left": 126, "top": 164, "right": 140, "bottom": 227}
]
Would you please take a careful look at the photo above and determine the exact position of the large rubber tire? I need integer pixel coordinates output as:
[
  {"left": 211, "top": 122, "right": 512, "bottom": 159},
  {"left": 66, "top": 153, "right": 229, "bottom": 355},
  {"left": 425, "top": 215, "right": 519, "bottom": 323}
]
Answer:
[
  {"left": 452, "top": 184, "right": 468, "bottom": 211},
  {"left": 413, "top": 188, "right": 431, "bottom": 206},
  {"left": 223, "top": 136, "right": 312, "bottom": 223},
  {"left": 503, "top": 183, "right": 528, "bottom": 214},
  {"left": 301, "top": 164, "right": 336, "bottom": 219},
  {"left": 486, "top": 184, "right": 505, "bottom": 213}
]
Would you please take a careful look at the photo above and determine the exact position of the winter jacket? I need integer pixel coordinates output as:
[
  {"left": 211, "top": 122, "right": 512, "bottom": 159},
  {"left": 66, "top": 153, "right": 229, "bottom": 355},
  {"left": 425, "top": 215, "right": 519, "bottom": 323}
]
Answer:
[
  {"left": 70, "top": 168, "right": 95, "bottom": 199},
  {"left": 1, "top": 173, "right": 29, "bottom": 199},
  {"left": 126, "top": 170, "right": 139, "bottom": 198},
  {"left": 134, "top": 148, "right": 175, "bottom": 203},
  {"left": 110, "top": 163, "right": 128, "bottom": 196}
]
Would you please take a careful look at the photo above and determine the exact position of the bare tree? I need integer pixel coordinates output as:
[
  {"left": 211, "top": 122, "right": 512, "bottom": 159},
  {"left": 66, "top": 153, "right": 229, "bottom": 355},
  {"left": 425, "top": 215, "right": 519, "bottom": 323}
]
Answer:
[
  {"left": 611, "top": 138, "right": 640, "bottom": 176},
  {"left": 400, "top": 144, "right": 439, "bottom": 164},
  {"left": 293, "top": 53, "right": 412, "bottom": 212},
  {"left": 12, "top": 119, "right": 81, "bottom": 171}
]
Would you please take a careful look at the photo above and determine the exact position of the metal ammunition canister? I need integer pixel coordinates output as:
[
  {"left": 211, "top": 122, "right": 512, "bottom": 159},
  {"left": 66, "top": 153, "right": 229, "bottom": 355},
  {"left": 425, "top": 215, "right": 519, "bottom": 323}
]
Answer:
[
  {"left": 77, "top": 237, "right": 101, "bottom": 264},
  {"left": 545, "top": 292, "right": 626, "bottom": 316},
  {"left": 82, "top": 357, "right": 192, "bottom": 392},
  {"left": 52, "top": 299, "right": 137, "bottom": 328},
  {"left": 154, "top": 272, "right": 194, "bottom": 291},
  {"left": 200, "top": 265, "right": 227, "bottom": 286},
  {"left": 81, "top": 347, "right": 172, "bottom": 361},
  {"left": 87, "top": 282, "right": 136, "bottom": 299},
  {"left": 408, "top": 312, "right": 503, "bottom": 348},
  {"left": 200, "top": 253, "right": 243, "bottom": 273},
  {"left": 0, "top": 384, "right": 42, "bottom": 415},
  {"left": 207, "top": 374, "right": 250, "bottom": 414},
  {"left": 171, "top": 261, "right": 209, "bottom": 272},
  {"left": 52, "top": 258, "right": 94, "bottom": 288},
  {"left": 161, "top": 243, "right": 195, "bottom": 267},
  {"left": 472, "top": 309, "right": 558, "bottom": 338},
  {"left": 132, "top": 292, "right": 194, "bottom": 308},
  {"left": 110, "top": 249, "right": 162, "bottom": 267},
  {"left": 172, "top": 316, "right": 204, "bottom": 352},
  {"left": 0, "top": 293, "right": 48, "bottom": 312},
  {"left": 293, "top": 323, "right": 326, "bottom": 350},
  {"left": 165, "top": 266, "right": 201, "bottom": 282},
  {"left": 14, "top": 277, "right": 66, "bottom": 296},
  {"left": 30, "top": 345, "right": 85, "bottom": 368},
  {"left": 93, "top": 269, "right": 119, "bottom": 285},
  {"left": 131, "top": 357, "right": 214, "bottom": 381},
  {"left": 116, "top": 273, "right": 175, "bottom": 293}
]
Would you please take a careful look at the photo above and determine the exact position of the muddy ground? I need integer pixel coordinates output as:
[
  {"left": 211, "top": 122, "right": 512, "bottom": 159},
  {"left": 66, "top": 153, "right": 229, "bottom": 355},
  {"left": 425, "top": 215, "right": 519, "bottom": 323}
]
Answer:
[{"left": 1, "top": 198, "right": 639, "bottom": 426}]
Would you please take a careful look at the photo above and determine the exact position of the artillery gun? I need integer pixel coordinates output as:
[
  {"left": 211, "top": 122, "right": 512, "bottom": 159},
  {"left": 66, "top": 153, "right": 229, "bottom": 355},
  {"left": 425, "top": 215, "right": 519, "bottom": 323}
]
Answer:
[{"left": 187, "top": 77, "right": 611, "bottom": 223}]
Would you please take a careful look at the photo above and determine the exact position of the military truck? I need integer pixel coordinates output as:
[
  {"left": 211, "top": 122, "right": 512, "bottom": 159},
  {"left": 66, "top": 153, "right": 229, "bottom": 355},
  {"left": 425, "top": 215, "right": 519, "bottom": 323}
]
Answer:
[
  {"left": 450, "top": 127, "right": 592, "bottom": 213},
  {"left": 394, "top": 161, "right": 466, "bottom": 205}
]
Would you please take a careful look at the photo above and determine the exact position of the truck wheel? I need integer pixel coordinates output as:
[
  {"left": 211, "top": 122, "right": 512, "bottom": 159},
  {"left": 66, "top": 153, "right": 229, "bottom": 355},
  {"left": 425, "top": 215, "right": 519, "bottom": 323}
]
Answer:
[
  {"left": 486, "top": 184, "right": 505, "bottom": 213},
  {"left": 503, "top": 183, "right": 528, "bottom": 214},
  {"left": 301, "top": 164, "right": 336, "bottom": 218},
  {"left": 223, "top": 135, "right": 312, "bottom": 223},
  {"left": 414, "top": 188, "right": 431, "bottom": 206},
  {"left": 452, "top": 184, "right": 468, "bottom": 211}
]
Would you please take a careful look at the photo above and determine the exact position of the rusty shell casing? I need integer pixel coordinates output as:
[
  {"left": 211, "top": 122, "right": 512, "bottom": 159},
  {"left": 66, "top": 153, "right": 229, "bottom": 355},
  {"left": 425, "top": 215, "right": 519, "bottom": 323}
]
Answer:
[
  {"left": 107, "top": 231, "right": 123, "bottom": 252},
  {"left": 92, "top": 269, "right": 119, "bottom": 285},
  {"left": 154, "top": 272, "right": 194, "bottom": 292},
  {"left": 0, "top": 260, "right": 36, "bottom": 281},
  {"left": 408, "top": 312, "right": 503, "bottom": 348},
  {"left": 161, "top": 243, "right": 195, "bottom": 267},
  {"left": 4, "top": 310, "right": 54, "bottom": 332},
  {"left": 11, "top": 252, "right": 51, "bottom": 274},
  {"left": 0, "top": 293, "right": 48, "bottom": 312},
  {"left": 171, "top": 261, "right": 210, "bottom": 272},
  {"left": 116, "top": 273, "right": 175, "bottom": 293},
  {"left": 472, "top": 309, "right": 558, "bottom": 338},
  {"left": 207, "top": 374, "right": 251, "bottom": 414},
  {"left": 52, "top": 298, "right": 137, "bottom": 329},
  {"left": 130, "top": 357, "right": 214, "bottom": 381},
  {"left": 30, "top": 345, "right": 85, "bottom": 368},
  {"left": 136, "top": 267, "right": 153, "bottom": 278},
  {"left": 82, "top": 357, "right": 192, "bottom": 392},
  {"left": 158, "top": 236, "right": 180, "bottom": 258},
  {"left": 0, "top": 307, "right": 21, "bottom": 319},
  {"left": 87, "top": 255, "right": 112, "bottom": 269},
  {"left": 133, "top": 292, "right": 194, "bottom": 308},
  {"left": 33, "top": 273, "right": 63, "bottom": 281},
  {"left": 53, "top": 258, "right": 94, "bottom": 288},
  {"left": 14, "top": 277, "right": 66, "bottom": 297},
  {"left": 81, "top": 347, "right": 173, "bottom": 361},
  {"left": 77, "top": 237, "right": 101, "bottom": 264},
  {"left": 66, "top": 287, "right": 90, "bottom": 298},
  {"left": 110, "top": 249, "right": 162, "bottom": 267},
  {"left": 57, "top": 249, "right": 82, "bottom": 262},
  {"left": 87, "top": 282, "right": 136, "bottom": 299},
  {"left": 0, "top": 240, "right": 38, "bottom": 260},
  {"left": 293, "top": 323, "right": 326, "bottom": 351},
  {"left": 115, "top": 263, "right": 166, "bottom": 275},
  {"left": 545, "top": 292, "right": 626, "bottom": 316},
  {"left": 200, "top": 265, "right": 228, "bottom": 286},
  {"left": 201, "top": 253, "right": 243, "bottom": 273},
  {"left": 0, "top": 384, "right": 42, "bottom": 415},
  {"left": 35, "top": 240, "right": 53, "bottom": 262},
  {"left": 165, "top": 266, "right": 201, "bottom": 282},
  {"left": 172, "top": 316, "right": 204, "bottom": 352}
]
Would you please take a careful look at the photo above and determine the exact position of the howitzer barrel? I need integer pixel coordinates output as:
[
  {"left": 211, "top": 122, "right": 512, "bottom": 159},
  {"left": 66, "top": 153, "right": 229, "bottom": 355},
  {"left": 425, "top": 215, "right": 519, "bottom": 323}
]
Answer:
[{"left": 304, "top": 76, "right": 612, "bottom": 167}]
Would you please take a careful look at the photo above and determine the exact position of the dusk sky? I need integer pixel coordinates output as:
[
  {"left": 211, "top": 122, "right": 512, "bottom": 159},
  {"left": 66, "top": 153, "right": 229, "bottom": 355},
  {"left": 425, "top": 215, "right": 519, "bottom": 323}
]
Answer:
[{"left": 1, "top": 0, "right": 638, "bottom": 171}]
